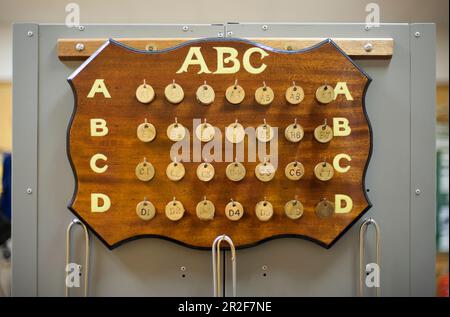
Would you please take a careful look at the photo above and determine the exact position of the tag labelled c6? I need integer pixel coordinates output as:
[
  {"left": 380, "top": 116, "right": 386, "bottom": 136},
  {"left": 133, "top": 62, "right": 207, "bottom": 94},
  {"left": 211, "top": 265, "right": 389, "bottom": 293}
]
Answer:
[{"left": 225, "top": 83, "right": 245, "bottom": 104}]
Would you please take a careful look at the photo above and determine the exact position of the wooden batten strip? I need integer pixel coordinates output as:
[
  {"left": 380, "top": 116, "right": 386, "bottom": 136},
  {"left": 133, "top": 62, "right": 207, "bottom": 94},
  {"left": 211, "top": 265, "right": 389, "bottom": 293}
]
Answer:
[{"left": 58, "top": 37, "right": 393, "bottom": 60}]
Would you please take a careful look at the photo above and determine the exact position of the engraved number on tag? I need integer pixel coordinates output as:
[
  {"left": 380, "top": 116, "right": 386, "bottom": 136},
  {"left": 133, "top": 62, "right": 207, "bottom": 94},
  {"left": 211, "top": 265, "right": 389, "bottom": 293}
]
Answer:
[
  {"left": 136, "top": 80, "right": 155, "bottom": 104},
  {"left": 136, "top": 200, "right": 156, "bottom": 221},
  {"left": 225, "top": 200, "right": 244, "bottom": 221}
]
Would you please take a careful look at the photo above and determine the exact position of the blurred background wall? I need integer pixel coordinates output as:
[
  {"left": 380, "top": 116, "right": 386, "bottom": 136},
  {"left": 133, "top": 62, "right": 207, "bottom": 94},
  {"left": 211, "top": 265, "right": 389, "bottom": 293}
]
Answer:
[{"left": 0, "top": 0, "right": 448, "bottom": 296}]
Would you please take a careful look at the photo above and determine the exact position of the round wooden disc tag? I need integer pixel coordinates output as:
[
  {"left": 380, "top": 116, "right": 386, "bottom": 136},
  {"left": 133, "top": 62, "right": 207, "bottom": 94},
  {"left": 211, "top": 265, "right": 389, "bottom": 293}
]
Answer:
[
  {"left": 225, "top": 161, "right": 246, "bottom": 182},
  {"left": 196, "top": 199, "right": 215, "bottom": 220},
  {"left": 255, "top": 200, "right": 274, "bottom": 221},
  {"left": 196, "top": 83, "right": 215, "bottom": 105},
  {"left": 166, "top": 161, "right": 185, "bottom": 181},
  {"left": 137, "top": 121, "right": 156, "bottom": 142},
  {"left": 284, "top": 199, "right": 304, "bottom": 220},
  {"left": 285, "top": 161, "right": 305, "bottom": 181},
  {"left": 136, "top": 200, "right": 156, "bottom": 221},
  {"left": 136, "top": 82, "right": 155, "bottom": 104},
  {"left": 135, "top": 160, "right": 155, "bottom": 181},
  {"left": 225, "top": 122, "right": 245, "bottom": 144},
  {"left": 165, "top": 199, "right": 185, "bottom": 221},
  {"left": 314, "top": 162, "right": 334, "bottom": 181},
  {"left": 165, "top": 82, "right": 184, "bottom": 104},
  {"left": 315, "top": 84, "right": 335, "bottom": 104},
  {"left": 196, "top": 162, "right": 215, "bottom": 182},
  {"left": 225, "top": 201, "right": 244, "bottom": 221}
]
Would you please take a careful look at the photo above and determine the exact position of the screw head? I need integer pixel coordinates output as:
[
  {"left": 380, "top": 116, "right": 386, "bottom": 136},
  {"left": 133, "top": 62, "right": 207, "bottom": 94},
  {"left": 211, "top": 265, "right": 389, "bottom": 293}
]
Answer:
[
  {"left": 415, "top": 188, "right": 421, "bottom": 195},
  {"left": 262, "top": 25, "right": 268, "bottom": 31},
  {"left": 218, "top": 32, "right": 224, "bottom": 38},
  {"left": 227, "top": 31, "right": 233, "bottom": 37},
  {"left": 262, "top": 265, "right": 268, "bottom": 271},
  {"left": 75, "top": 43, "right": 85, "bottom": 51},
  {"left": 78, "top": 25, "right": 85, "bottom": 31},
  {"left": 26, "top": 188, "right": 32, "bottom": 194},
  {"left": 364, "top": 43, "right": 373, "bottom": 52},
  {"left": 27, "top": 31, "right": 33, "bottom": 37},
  {"left": 364, "top": 25, "right": 371, "bottom": 31},
  {"left": 182, "top": 25, "right": 189, "bottom": 32},
  {"left": 414, "top": 31, "right": 421, "bottom": 38},
  {"left": 180, "top": 266, "right": 186, "bottom": 271}
]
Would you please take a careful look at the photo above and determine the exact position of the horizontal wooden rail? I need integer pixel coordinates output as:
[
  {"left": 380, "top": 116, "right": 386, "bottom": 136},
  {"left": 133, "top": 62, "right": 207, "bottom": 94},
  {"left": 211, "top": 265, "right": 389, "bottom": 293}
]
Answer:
[{"left": 58, "top": 37, "right": 393, "bottom": 60}]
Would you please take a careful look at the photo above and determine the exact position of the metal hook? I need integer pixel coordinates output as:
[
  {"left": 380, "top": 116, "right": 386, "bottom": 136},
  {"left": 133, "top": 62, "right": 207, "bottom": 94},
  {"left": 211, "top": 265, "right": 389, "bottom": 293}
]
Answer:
[
  {"left": 143, "top": 79, "right": 147, "bottom": 87},
  {"left": 172, "top": 79, "right": 176, "bottom": 88},
  {"left": 322, "top": 118, "right": 328, "bottom": 128},
  {"left": 212, "top": 234, "right": 236, "bottom": 297},
  {"left": 262, "top": 81, "right": 267, "bottom": 90},
  {"left": 359, "top": 218, "right": 381, "bottom": 297},
  {"left": 65, "top": 219, "right": 90, "bottom": 297},
  {"left": 234, "top": 79, "right": 238, "bottom": 87}
]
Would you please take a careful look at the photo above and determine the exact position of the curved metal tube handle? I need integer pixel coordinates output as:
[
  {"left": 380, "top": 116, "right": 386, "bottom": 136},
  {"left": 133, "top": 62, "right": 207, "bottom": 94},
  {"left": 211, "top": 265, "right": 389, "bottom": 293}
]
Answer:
[
  {"left": 359, "top": 218, "right": 381, "bottom": 297},
  {"left": 65, "top": 219, "right": 90, "bottom": 297},
  {"left": 212, "top": 234, "right": 236, "bottom": 297}
]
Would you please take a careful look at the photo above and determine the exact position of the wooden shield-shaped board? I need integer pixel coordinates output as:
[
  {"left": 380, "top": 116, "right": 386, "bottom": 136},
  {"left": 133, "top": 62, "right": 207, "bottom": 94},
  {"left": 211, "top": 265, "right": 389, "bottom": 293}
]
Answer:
[{"left": 67, "top": 38, "right": 372, "bottom": 249}]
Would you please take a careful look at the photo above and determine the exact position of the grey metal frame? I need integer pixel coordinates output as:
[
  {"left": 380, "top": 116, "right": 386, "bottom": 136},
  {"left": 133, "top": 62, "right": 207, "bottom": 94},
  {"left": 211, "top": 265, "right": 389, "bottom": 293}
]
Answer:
[{"left": 12, "top": 23, "right": 435, "bottom": 296}]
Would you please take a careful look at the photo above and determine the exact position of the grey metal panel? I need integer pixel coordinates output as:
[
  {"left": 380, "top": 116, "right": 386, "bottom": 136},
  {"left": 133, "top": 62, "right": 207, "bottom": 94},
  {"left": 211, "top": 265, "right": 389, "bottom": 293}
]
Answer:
[
  {"left": 11, "top": 23, "right": 39, "bottom": 297},
  {"left": 223, "top": 23, "right": 422, "bottom": 296},
  {"left": 11, "top": 23, "right": 435, "bottom": 296},
  {"left": 409, "top": 24, "right": 436, "bottom": 296}
]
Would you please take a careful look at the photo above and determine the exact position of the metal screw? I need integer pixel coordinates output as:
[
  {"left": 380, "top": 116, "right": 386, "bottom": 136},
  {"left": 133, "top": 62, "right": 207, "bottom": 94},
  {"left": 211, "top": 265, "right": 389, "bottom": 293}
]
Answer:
[
  {"left": 364, "top": 25, "right": 370, "bottom": 31},
  {"left": 180, "top": 266, "right": 186, "bottom": 271},
  {"left": 227, "top": 31, "right": 233, "bottom": 37},
  {"left": 363, "top": 43, "right": 373, "bottom": 52},
  {"left": 414, "top": 31, "right": 421, "bottom": 38},
  {"left": 78, "top": 25, "right": 85, "bottom": 31},
  {"left": 262, "top": 25, "right": 268, "bottom": 31},
  {"left": 218, "top": 32, "right": 224, "bottom": 38},
  {"left": 262, "top": 265, "right": 268, "bottom": 271},
  {"left": 26, "top": 187, "right": 33, "bottom": 194},
  {"left": 415, "top": 188, "right": 421, "bottom": 196},
  {"left": 27, "top": 31, "right": 33, "bottom": 37},
  {"left": 182, "top": 25, "right": 189, "bottom": 32},
  {"left": 75, "top": 43, "right": 85, "bottom": 52}
]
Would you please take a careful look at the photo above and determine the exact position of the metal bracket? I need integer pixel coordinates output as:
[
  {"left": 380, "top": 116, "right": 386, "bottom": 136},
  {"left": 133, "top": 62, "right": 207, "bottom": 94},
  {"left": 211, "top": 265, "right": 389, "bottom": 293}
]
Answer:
[
  {"left": 65, "top": 219, "right": 90, "bottom": 297},
  {"left": 212, "top": 234, "right": 236, "bottom": 297}
]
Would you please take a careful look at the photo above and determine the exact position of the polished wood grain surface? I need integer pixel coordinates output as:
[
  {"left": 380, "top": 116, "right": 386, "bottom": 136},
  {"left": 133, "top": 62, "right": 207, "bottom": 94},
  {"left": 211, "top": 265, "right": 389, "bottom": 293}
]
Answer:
[{"left": 68, "top": 38, "right": 371, "bottom": 249}]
